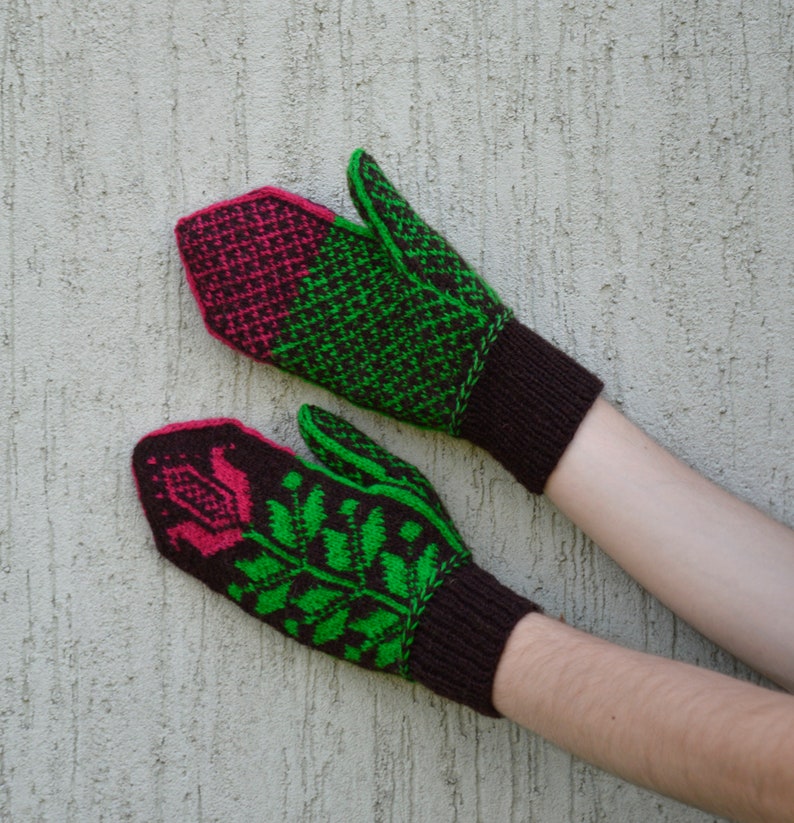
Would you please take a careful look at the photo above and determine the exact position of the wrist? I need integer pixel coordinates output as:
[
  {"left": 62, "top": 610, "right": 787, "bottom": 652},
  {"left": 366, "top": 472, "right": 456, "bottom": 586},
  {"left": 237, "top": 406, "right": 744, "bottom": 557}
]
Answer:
[
  {"left": 408, "top": 562, "right": 540, "bottom": 716},
  {"left": 459, "top": 318, "right": 603, "bottom": 492}
]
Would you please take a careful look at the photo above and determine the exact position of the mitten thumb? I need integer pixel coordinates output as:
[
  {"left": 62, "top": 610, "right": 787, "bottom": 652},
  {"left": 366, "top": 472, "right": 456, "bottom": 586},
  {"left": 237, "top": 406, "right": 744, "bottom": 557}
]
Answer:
[
  {"left": 346, "top": 149, "right": 505, "bottom": 312},
  {"left": 297, "top": 405, "right": 449, "bottom": 522}
]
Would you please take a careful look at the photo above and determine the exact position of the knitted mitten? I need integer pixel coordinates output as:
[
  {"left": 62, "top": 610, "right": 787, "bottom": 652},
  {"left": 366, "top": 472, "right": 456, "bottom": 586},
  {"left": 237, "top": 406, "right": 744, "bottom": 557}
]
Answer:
[
  {"left": 132, "top": 406, "right": 539, "bottom": 715},
  {"left": 175, "top": 151, "right": 603, "bottom": 492}
]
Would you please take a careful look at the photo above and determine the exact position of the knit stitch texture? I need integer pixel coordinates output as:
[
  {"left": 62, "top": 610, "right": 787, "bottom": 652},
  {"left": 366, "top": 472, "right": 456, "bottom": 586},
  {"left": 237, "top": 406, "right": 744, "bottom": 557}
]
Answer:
[
  {"left": 175, "top": 150, "right": 603, "bottom": 492},
  {"left": 176, "top": 150, "right": 510, "bottom": 433},
  {"left": 133, "top": 407, "right": 538, "bottom": 714}
]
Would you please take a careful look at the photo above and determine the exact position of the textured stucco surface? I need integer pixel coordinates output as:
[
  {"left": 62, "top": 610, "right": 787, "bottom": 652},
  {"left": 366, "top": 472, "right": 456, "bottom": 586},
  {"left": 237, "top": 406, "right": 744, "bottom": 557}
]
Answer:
[{"left": 2, "top": 2, "right": 792, "bottom": 821}]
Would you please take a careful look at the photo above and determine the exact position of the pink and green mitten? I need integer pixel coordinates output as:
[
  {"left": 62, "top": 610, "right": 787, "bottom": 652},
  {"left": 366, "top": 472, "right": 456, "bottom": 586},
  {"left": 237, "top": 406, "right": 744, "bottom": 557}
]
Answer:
[
  {"left": 133, "top": 406, "right": 539, "bottom": 715},
  {"left": 175, "top": 151, "right": 602, "bottom": 493}
]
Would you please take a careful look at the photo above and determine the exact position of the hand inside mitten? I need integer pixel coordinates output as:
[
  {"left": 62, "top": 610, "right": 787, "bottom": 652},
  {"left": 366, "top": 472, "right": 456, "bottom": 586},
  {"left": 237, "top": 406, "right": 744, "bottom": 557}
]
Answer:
[{"left": 133, "top": 406, "right": 539, "bottom": 715}]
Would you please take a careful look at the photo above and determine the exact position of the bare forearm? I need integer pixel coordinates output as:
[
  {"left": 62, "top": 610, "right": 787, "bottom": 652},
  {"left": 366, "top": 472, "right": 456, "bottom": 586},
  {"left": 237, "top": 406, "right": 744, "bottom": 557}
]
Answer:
[
  {"left": 545, "top": 398, "right": 794, "bottom": 690},
  {"left": 493, "top": 613, "right": 794, "bottom": 822}
]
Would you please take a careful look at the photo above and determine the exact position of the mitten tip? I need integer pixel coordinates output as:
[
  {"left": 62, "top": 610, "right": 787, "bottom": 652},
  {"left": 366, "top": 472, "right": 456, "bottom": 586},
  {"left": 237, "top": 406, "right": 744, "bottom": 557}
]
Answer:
[
  {"left": 133, "top": 418, "right": 295, "bottom": 457},
  {"left": 347, "top": 147, "right": 379, "bottom": 187},
  {"left": 173, "top": 182, "right": 342, "bottom": 365},
  {"left": 348, "top": 146, "right": 368, "bottom": 168},
  {"left": 296, "top": 403, "right": 319, "bottom": 435},
  {"left": 175, "top": 186, "right": 337, "bottom": 234}
]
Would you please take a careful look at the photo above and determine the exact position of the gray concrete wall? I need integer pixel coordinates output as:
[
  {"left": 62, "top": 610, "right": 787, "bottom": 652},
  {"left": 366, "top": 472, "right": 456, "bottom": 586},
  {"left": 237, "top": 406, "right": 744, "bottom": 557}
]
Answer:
[{"left": 2, "top": 1, "right": 792, "bottom": 821}]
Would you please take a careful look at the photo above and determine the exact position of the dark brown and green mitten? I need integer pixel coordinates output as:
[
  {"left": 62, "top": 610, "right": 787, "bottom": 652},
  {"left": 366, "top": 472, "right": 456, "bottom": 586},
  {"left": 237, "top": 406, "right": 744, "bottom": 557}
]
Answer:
[
  {"left": 132, "top": 406, "right": 539, "bottom": 715},
  {"left": 175, "top": 151, "right": 603, "bottom": 492}
]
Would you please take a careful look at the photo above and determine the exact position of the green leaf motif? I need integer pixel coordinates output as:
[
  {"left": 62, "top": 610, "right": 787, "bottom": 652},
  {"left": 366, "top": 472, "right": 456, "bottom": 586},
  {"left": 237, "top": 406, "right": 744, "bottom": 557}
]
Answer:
[
  {"left": 235, "top": 551, "right": 284, "bottom": 584},
  {"left": 268, "top": 499, "right": 297, "bottom": 548},
  {"left": 294, "top": 585, "right": 341, "bottom": 614},
  {"left": 255, "top": 582, "right": 290, "bottom": 616},
  {"left": 340, "top": 498, "right": 358, "bottom": 516},
  {"left": 344, "top": 645, "right": 362, "bottom": 662},
  {"left": 414, "top": 544, "right": 439, "bottom": 592},
  {"left": 302, "top": 485, "right": 326, "bottom": 541},
  {"left": 360, "top": 507, "right": 386, "bottom": 565},
  {"left": 323, "top": 528, "right": 351, "bottom": 571},
  {"left": 283, "top": 471, "right": 302, "bottom": 490},
  {"left": 312, "top": 607, "right": 350, "bottom": 645},
  {"left": 375, "top": 638, "right": 402, "bottom": 670},
  {"left": 399, "top": 520, "right": 422, "bottom": 542},
  {"left": 349, "top": 608, "right": 399, "bottom": 640},
  {"left": 381, "top": 552, "right": 409, "bottom": 598}
]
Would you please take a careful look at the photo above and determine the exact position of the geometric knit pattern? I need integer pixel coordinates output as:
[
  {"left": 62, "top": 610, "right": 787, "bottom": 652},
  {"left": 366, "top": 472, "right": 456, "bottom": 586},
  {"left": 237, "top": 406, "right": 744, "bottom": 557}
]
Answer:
[
  {"left": 297, "top": 405, "right": 449, "bottom": 520},
  {"left": 175, "top": 151, "right": 512, "bottom": 434},
  {"left": 347, "top": 149, "right": 504, "bottom": 314},
  {"left": 132, "top": 408, "right": 471, "bottom": 679},
  {"left": 175, "top": 189, "right": 335, "bottom": 362}
]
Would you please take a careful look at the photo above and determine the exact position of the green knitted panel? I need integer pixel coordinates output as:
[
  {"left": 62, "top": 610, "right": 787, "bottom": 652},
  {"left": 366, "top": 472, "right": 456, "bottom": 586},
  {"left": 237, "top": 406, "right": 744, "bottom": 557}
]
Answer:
[
  {"left": 270, "top": 219, "right": 503, "bottom": 432},
  {"left": 348, "top": 149, "right": 506, "bottom": 312},
  {"left": 226, "top": 463, "right": 468, "bottom": 676}
]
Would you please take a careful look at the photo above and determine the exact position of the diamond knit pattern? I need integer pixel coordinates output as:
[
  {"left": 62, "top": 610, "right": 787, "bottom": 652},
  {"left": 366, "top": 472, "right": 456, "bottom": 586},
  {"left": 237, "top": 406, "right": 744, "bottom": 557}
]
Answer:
[
  {"left": 133, "top": 410, "right": 470, "bottom": 678},
  {"left": 162, "top": 464, "right": 240, "bottom": 529}
]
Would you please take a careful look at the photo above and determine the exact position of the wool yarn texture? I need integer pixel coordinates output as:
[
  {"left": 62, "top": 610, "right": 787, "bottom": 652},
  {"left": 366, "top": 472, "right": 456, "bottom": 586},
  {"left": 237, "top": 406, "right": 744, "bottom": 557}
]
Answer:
[
  {"left": 175, "top": 150, "right": 603, "bottom": 492},
  {"left": 133, "top": 406, "right": 538, "bottom": 715}
]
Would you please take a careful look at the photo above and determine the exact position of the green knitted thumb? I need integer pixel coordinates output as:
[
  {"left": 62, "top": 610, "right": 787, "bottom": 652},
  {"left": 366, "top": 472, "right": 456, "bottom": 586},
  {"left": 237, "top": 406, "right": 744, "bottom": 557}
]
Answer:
[
  {"left": 297, "top": 405, "right": 449, "bottom": 522},
  {"left": 347, "top": 149, "right": 505, "bottom": 312}
]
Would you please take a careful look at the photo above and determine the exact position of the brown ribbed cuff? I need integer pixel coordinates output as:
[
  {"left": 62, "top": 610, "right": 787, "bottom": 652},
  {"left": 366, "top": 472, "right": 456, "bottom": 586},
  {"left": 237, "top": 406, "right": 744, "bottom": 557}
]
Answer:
[
  {"left": 459, "top": 318, "right": 603, "bottom": 493},
  {"left": 408, "top": 563, "right": 540, "bottom": 716}
]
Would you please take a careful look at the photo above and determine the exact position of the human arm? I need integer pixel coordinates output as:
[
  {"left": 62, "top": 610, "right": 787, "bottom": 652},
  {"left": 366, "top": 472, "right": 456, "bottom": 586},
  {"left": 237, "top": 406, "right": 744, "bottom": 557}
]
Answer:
[
  {"left": 493, "top": 611, "right": 794, "bottom": 823},
  {"left": 545, "top": 397, "right": 794, "bottom": 691}
]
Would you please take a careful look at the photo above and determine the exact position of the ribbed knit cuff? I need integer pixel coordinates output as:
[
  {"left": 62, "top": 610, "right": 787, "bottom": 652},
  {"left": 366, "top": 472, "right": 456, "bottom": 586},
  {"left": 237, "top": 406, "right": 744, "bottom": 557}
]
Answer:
[
  {"left": 408, "top": 563, "right": 540, "bottom": 716},
  {"left": 459, "top": 318, "right": 603, "bottom": 493}
]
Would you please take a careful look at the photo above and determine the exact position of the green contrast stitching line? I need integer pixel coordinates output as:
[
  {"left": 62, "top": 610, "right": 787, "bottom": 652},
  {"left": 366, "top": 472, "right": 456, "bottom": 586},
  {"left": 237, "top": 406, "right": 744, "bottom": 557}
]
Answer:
[
  {"left": 396, "top": 553, "right": 469, "bottom": 680},
  {"left": 448, "top": 307, "right": 511, "bottom": 436},
  {"left": 299, "top": 406, "right": 431, "bottom": 503},
  {"left": 242, "top": 527, "right": 411, "bottom": 616}
]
